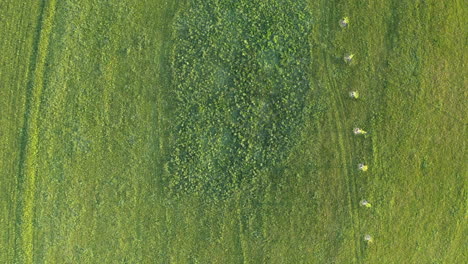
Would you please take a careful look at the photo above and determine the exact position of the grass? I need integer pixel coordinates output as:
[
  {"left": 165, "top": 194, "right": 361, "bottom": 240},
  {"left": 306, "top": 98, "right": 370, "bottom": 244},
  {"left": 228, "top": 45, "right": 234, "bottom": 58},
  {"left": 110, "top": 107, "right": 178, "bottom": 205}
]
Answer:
[{"left": 1, "top": 0, "right": 466, "bottom": 263}]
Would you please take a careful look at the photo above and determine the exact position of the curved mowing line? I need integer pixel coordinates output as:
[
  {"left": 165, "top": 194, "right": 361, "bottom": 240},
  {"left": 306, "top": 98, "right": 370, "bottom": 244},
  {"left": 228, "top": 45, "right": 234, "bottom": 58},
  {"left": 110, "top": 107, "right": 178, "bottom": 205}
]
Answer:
[
  {"left": 370, "top": 128, "right": 382, "bottom": 176},
  {"left": 4, "top": 3, "right": 44, "bottom": 262},
  {"left": 236, "top": 195, "right": 247, "bottom": 263},
  {"left": 322, "top": 56, "right": 362, "bottom": 262},
  {"left": 14, "top": 0, "right": 57, "bottom": 262},
  {"left": 316, "top": 0, "right": 363, "bottom": 261}
]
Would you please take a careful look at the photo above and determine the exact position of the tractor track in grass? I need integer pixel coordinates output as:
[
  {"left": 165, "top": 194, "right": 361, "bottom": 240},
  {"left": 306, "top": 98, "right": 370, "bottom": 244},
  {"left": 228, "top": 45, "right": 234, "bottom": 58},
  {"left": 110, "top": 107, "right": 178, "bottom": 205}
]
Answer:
[
  {"left": 322, "top": 56, "right": 363, "bottom": 263},
  {"left": 318, "top": 0, "right": 363, "bottom": 262},
  {"left": 2, "top": 2, "right": 44, "bottom": 261},
  {"left": 13, "top": 0, "right": 57, "bottom": 262}
]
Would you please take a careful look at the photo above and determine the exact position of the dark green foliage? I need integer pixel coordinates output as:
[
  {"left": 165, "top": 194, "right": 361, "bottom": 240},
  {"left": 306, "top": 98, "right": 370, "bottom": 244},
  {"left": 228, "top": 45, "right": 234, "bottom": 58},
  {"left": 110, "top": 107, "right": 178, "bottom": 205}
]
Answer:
[{"left": 168, "top": 0, "right": 314, "bottom": 199}]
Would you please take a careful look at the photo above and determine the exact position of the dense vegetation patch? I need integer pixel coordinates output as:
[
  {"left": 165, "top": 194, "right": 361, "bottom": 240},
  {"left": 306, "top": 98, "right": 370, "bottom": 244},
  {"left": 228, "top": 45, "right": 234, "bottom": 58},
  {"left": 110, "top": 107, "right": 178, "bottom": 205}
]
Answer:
[{"left": 168, "top": 0, "right": 314, "bottom": 199}]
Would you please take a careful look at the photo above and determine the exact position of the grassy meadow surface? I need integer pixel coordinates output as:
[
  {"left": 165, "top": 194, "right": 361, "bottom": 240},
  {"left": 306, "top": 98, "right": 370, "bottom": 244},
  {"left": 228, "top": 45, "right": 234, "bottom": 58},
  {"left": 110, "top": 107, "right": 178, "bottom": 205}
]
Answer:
[{"left": 1, "top": 0, "right": 466, "bottom": 263}]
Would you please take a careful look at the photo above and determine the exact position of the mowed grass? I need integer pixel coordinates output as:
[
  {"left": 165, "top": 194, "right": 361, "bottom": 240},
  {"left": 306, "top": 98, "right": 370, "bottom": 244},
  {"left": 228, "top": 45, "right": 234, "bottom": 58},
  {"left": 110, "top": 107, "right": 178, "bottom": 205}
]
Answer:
[{"left": 1, "top": 0, "right": 466, "bottom": 263}]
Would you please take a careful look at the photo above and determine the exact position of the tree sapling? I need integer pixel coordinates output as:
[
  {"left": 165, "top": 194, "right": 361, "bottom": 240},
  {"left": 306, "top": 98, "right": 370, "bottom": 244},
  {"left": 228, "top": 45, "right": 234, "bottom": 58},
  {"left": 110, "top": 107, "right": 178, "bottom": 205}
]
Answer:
[
  {"left": 344, "top": 54, "right": 354, "bottom": 63},
  {"left": 364, "top": 234, "right": 373, "bottom": 243},
  {"left": 353, "top": 128, "right": 367, "bottom": 135},
  {"left": 349, "top": 91, "right": 359, "bottom": 99},
  {"left": 358, "top": 163, "right": 368, "bottom": 171},
  {"left": 360, "top": 200, "right": 372, "bottom": 208},
  {"left": 339, "top": 17, "right": 349, "bottom": 28}
]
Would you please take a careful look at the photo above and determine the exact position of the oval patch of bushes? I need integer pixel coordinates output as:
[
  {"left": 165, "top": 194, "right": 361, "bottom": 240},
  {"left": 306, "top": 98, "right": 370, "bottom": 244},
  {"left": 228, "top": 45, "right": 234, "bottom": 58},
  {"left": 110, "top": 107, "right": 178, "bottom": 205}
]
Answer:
[{"left": 168, "top": 0, "right": 313, "bottom": 200}]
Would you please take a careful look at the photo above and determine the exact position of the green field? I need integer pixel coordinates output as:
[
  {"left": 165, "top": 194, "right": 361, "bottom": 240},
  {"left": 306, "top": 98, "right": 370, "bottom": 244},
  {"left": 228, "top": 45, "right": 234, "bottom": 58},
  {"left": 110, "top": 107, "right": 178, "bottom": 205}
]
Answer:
[{"left": 1, "top": 0, "right": 466, "bottom": 263}]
